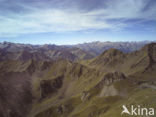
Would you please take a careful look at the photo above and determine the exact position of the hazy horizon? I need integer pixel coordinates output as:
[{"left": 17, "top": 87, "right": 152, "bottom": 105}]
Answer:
[{"left": 0, "top": 40, "right": 154, "bottom": 46}]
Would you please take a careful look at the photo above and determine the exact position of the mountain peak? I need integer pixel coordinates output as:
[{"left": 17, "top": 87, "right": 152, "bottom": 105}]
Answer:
[
  {"left": 90, "top": 48, "right": 125, "bottom": 68},
  {"left": 100, "top": 48, "right": 124, "bottom": 57}
]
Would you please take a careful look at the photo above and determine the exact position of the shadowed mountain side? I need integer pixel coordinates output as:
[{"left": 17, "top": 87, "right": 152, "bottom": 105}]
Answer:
[
  {"left": 0, "top": 72, "right": 33, "bottom": 117},
  {"left": 0, "top": 60, "right": 59, "bottom": 117}
]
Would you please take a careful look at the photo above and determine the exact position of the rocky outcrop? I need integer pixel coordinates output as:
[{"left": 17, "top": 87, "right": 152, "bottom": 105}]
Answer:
[
  {"left": 97, "top": 71, "right": 126, "bottom": 88},
  {"left": 85, "top": 71, "right": 126, "bottom": 99},
  {"left": 88, "top": 71, "right": 126, "bottom": 97},
  {"left": 81, "top": 91, "right": 91, "bottom": 102},
  {"left": 57, "top": 104, "right": 71, "bottom": 114}
]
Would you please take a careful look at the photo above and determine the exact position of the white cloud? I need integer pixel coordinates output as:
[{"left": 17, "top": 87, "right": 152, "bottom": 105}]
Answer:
[
  {"left": 0, "top": 9, "right": 114, "bottom": 35},
  {"left": 0, "top": 0, "right": 155, "bottom": 37},
  {"left": 87, "top": 0, "right": 156, "bottom": 20}
]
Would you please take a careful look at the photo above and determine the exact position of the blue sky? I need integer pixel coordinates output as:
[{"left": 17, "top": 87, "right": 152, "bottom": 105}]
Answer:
[{"left": 0, "top": 0, "right": 156, "bottom": 45}]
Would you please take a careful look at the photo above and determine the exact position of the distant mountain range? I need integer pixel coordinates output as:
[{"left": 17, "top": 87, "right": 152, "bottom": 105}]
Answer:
[
  {"left": 0, "top": 42, "right": 94, "bottom": 61},
  {"left": 0, "top": 41, "right": 153, "bottom": 61},
  {"left": 0, "top": 41, "right": 156, "bottom": 117},
  {"left": 72, "top": 41, "right": 152, "bottom": 56}
]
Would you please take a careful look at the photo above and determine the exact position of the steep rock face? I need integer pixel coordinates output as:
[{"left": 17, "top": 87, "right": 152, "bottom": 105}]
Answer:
[
  {"left": 40, "top": 76, "right": 64, "bottom": 99},
  {"left": 126, "top": 43, "right": 156, "bottom": 73},
  {"left": 145, "top": 43, "right": 156, "bottom": 70},
  {"left": 94, "top": 71, "right": 126, "bottom": 90},
  {"left": 101, "top": 71, "right": 126, "bottom": 85},
  {"left": 129, "top": 43, "right": 156, "bottom": 73}
]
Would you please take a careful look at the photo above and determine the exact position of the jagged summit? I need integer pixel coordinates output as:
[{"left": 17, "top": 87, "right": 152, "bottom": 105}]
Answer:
[
  {"left": 90, "top": 48, "right": 125, "bottom": 68},
  {"left": 100, "top": 48, "right": 124, "bottom": 57}
]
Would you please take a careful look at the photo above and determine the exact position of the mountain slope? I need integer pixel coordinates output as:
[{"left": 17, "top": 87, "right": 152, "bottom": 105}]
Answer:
[
  {"left": 88, "top": 43, "right": 156, "bottom": 75},
  {"left": 0, "top": 43, "right": 156, "bottom": 117}
]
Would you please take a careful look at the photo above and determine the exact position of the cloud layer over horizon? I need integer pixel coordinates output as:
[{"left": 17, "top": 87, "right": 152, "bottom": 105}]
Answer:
[{"left": 0, "top": 0, "right": 156, "bottom": 44}]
